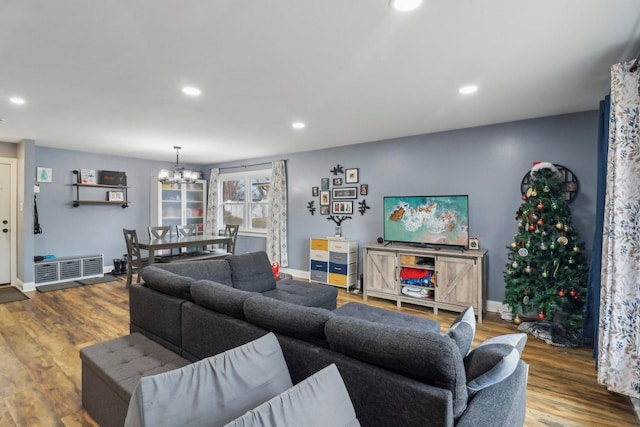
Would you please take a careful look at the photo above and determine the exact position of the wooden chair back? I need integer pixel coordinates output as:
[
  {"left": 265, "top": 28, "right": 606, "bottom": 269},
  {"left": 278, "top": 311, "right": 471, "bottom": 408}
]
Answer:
[
  {"left": 148, "top": 226, "right": 171, "bottom": 239},
  {"left": 176, "top": 224, "right": 199, "bottom": 237},
  {"left": 222, "top": 224, "right": 240, "bottom": 254},
  {"left": 122, "top": 229, "right": 148, "bottom": 286}
]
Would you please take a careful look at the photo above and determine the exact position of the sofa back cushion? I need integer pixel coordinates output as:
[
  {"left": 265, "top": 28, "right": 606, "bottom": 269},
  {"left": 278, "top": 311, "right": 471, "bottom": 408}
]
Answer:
[
  {"left": 191, "top": 280, "right": 256, "bottom": 320},
  {"left": 243, "top": 295, "right": 334, "bottom": 346},
  {"left": 146, "top": 260, "right": 233, "bottom": 286},
  {"left": 140, "top": 266, "right": 195, "bottom": 301},
  {"left": 325, "top": 316, "right": 468, "bottom": 418},
  {"left": 227, "top": 252, "right": 277, "bottom": 292}
]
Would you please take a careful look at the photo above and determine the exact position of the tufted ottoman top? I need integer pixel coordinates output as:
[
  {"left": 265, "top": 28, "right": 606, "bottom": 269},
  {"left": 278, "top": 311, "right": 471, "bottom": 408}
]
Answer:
[
  {"left": 80, "top": 333, "right": 190, "bottom": 403},
  {"left": 333, "top": 302, "right": 440, "bottom": 333}
]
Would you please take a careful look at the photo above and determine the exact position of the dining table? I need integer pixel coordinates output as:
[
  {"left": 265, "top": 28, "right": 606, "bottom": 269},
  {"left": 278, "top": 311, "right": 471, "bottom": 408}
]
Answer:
[{"left": 137, "top": 235, "right": 233, "bottom": 264}]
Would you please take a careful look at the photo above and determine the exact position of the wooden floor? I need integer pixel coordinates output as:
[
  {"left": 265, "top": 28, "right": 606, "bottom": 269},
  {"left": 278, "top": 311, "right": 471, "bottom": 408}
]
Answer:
[{"left": 0, "top": 279, "right": 637, "bottom": 427}]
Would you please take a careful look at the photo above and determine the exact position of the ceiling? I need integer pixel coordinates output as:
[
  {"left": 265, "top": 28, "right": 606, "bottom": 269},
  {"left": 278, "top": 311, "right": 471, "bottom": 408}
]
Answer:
[{"left": 1, "top": 1, "right": 639, "bottom": 165}]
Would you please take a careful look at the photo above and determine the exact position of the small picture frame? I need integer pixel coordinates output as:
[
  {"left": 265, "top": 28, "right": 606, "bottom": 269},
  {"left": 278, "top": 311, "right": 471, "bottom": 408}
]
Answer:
[
  {"left": 345, "top": 168, "right": 359, "bottom": 184},
  {"left": 312, "top": 187, "right": 319, "bottom": 197},
  {"left": 36, "top": 167, "right": 53, "bottom": 183},
  {"left": 360, "top": 184, "right": 368, "bottom": 195},
  {"left": 321, "top": 178, "right": 330, "bottom": 190},
  {"left": 333, "top": 178, "right": 342, "bottom": 186},
  {"left": 108, "top": 191, "right": 125, "bottom": 202},
  {"left": 320, "top": 206, "right": 330, "bottom": 215},
  {"left": 332, "top": 187, "right": 357, "bottom": 199},
  {"left": 332, "top": 201, "right": 353, "bottom": 214},
  {"left": 320, "top": 190, "right": 330, "bottom": 205},
  {"left": 80, "top": 168, "right": 96, "bottom": 185}
]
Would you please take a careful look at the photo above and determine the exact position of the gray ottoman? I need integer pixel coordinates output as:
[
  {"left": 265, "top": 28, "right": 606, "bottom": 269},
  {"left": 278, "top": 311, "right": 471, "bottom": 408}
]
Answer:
[
  {"left": 333, "top": 302, "right": 440, "bottom": 333},
  {"left": 80, "top": 333, "right": 190, "bottom": 427}
]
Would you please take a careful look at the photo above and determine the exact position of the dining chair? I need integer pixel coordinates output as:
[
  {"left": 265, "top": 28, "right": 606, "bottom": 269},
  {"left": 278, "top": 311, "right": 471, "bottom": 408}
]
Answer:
[
  {"left": 123, "top": 229, "right": 150, "bottom": 287},
  {"left": 221, "top": 224, "right": 239, "bottom": 254},
  {"left": 176, "top": 224, "right": 199, "bottom": 237},
  {"left": 148, "top": 226, "right": 171, "bottom": 239}
]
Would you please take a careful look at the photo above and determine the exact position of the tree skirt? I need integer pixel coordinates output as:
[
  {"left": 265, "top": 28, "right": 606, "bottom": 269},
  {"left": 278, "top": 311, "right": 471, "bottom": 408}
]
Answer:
[{"left": 517, "top": 321, "right": 586, "bottom": 347}]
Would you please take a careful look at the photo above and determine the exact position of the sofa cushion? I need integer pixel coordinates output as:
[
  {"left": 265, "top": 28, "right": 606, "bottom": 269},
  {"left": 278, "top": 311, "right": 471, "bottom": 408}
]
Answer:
[
  {"left": 262, "top": 280, "right": 338, "bottom": 310},
  {"left": 446, "top": 306, "right": 476, "bottom": 357},
  {"left": 224, "top": 364, "right": 360, "bottom": 427},
  {"left": 244, "top": 295, "right": 335, "bottom": 346},
  {"left": 464, "top": 333, "right": 527, "bottom": 394},
  {"left": 140, "top": 266, "right": 195, "bottom": 301},
  {"left": 325, "top": 315, "right": 468, "bottom": 418},
  {"left": 227, "top": 252, "right": 277, "bottom": 292},
  {"left": 191, "top": 280, "right": 256, "bottom": 320},
  {"left": 124, "top": 333, "right": 293, "bottom": 427},
  {"left": 145, "top": 260, "right": 233, "bottom": 285},
  {"left": 333, "top": 302, "right": 440, "bottom": 333}
]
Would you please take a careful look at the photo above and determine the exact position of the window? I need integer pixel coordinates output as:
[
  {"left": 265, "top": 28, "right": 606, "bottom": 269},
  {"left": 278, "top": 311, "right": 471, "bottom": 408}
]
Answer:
[{"left": 219, "top": 169, "right": 270, "bottom": 233}]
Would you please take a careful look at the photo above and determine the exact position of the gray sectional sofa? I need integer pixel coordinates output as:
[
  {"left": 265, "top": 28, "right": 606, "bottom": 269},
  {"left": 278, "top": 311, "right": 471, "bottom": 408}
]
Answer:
[{"left": 127, "top": 251, "right": 528, "bottom": 427}]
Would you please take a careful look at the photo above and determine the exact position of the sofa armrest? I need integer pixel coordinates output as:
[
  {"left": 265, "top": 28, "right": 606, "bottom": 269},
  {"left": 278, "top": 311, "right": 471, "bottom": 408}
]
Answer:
[{"left": 455, "top": 360, "right": 528, "bottom": 427}]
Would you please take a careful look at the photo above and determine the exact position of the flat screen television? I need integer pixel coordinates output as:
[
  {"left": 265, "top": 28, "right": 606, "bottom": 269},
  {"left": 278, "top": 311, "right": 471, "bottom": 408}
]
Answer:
[{"left": 383, "top": 195, "right": 469, "bottom": 248}]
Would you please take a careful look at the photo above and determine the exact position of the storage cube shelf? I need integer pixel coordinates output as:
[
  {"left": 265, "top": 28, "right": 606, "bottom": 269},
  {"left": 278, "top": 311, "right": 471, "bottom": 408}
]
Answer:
[
  {"left": 309, "top": 238, "right": 358, "bottom": 291},
  {"left": 34, "top": 254, "right": 104, "bottom": 284}
]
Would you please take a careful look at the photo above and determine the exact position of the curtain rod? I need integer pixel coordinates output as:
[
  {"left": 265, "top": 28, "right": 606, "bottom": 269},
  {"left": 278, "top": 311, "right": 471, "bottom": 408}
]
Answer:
[{"left": 210, "top": 161, "right": 275, "bottom": 171}]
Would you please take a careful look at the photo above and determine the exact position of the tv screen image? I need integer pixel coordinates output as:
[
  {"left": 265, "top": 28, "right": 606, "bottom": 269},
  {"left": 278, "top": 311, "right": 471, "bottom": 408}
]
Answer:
[{"left": 383, "top": 195, "right": 469, "bottom": 247}]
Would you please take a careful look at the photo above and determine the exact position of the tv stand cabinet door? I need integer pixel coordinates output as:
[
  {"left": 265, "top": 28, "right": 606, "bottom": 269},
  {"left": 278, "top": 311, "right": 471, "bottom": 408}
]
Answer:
[
  {"left": 435, "top": 256, "right": 477, "bottom": 310},
  {"left": 364, "top": 249, "right": 398, "bottom": 298}
]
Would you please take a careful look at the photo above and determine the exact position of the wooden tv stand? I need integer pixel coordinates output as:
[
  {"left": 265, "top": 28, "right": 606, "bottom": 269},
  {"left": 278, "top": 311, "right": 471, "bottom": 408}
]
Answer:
[{"left": 363, "top": 243, "right": 487, "bottom": 322}]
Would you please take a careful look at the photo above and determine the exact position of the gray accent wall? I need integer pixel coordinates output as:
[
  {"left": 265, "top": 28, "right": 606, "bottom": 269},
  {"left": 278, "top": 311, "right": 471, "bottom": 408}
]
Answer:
[
  {"left": 17, "top": 110, "right": 597, "bottom": 302},
  {"left": 211, "top": 111, "right": 598, "bottom": 302}
]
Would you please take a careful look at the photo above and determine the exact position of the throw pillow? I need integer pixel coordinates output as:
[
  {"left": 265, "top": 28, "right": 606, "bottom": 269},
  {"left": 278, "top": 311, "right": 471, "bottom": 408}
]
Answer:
[
  {"left": 464, "top": 333, "right": 527, "bottom": 394},
  {"left": 446, "top": 306, "right": 476, "bottom": 357}
]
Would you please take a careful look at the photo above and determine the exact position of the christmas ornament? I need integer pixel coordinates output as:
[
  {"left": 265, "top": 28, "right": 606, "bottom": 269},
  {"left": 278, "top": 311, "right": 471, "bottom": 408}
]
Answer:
[
  {"left": 514, "top": 316, "right": 521, "bottom": 325},
  {"left": 538, "top": 312, "right": 545, "bottom": 320},
  {"left": 558, "top": 289, "right": 565, "bottom": 297},
  {"left": 512, "top": 261, "right": 519, "bottom": 268},
  {"left": 537, "top": 202, "right": 544, "bottom": 211},
  {"left": 564, "top": 225, "right": 571, "bottom": 232},
  {"left": 531, "top": 189, "right": 538, "bottom": 197},
  {"left": 537, "top": 219, "right": 544, "bottom": 226},
  {"left": 525, "top": 240, "right": 531, "bottom": 249},
  {"left": 549, "top": 242, "right": 557, "bottom": 250},
  {"left": 555, "top": 222, "right": 564, "bottom": 230},
  {"left": 511, "top": 241, "right": 517, "bottom": 249},
  {"left": 573, "top": 245, "right": 580, "bottom": 253},
  {"left": 543, "top": 185, "right": 550, "bottom": 193},
  {"left": 518, "top": 248, "right": 529, "bottom": 257},
  {"left": 529, "top": 224, "right": 535, "bottom": 231},
  {"left": 557, "top": 236, "right": 568, "bottom": 246},
  {"left": 551, "top": 201, "right": 558, "bottom": 210},
  {"left": 573, "top": 293, "right": 580, "bottom": 300},
  {"left": 523, "top": 295, "right": 529, "bottom": 304},
  {"left": 568, "top": 257, "right": 575, "bottom": 265},
  {"left": 569, "top": 289, "right": 576, "bottom": 297},
  {"left": 534, "top": 228, "right": 541, "bottom": 234},
  {"left": 542, "top": 270, "right": 548, "bottom": 278},
  {"left": 521, "top": 195, "right": 527, "bottom": 201},
  {"left": 540, "top": 242, "right": 547, "bottom": 250},
  {"left": 526, "top": 188, "right": 533, "bottom": 197},
  {"left": 525, "top": 265, "right": 532, "bottom": 274}
]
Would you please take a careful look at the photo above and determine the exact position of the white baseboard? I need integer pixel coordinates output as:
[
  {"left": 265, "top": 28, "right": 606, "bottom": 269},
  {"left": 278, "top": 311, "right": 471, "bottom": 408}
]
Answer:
[
  {"left": 280, "top": 268, "right": 309, "bottom": 280},
  {"left": 19, "top": 280, "right": 36, "bottom": 293}
]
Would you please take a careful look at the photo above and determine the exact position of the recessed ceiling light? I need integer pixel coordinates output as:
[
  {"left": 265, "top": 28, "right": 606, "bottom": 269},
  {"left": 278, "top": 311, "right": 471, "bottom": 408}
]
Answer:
[
  {"left": 10, "top": 96, "right": 26, "bottom": 105},
  {"left": 181, "top": 86, "right": 202, "bottom": 97},
  {"left": 292, "top": 122, "right": 306, "bottom": 130},
  {"left": 390, "top": 0, "right": 422, "bottom": 12},
  {"left": 459, "top": 85, "right": 478, "bottom": 95}
]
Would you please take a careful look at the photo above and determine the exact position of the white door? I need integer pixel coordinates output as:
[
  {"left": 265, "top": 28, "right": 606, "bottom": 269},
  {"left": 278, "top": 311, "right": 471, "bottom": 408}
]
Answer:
[{"left": 0, "top": 163, "right": 11, "bottom": 284}]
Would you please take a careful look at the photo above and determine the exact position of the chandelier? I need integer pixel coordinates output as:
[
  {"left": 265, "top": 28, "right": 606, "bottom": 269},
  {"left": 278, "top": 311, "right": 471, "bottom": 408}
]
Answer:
[{"left": 158, "top": 146, "right": 199, "bottom": 183}]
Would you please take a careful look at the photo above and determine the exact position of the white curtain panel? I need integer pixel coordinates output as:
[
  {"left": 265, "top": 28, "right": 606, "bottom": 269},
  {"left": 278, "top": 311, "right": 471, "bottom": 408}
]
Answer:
[
  {"left": 266, "top": 160, "right": 288, "bottom": 267},
  {"left": 598, "top": 60, "right": 640, "bottom": 398},
  {"left": 205, "top": 168, "right": 219, "bottom": 236}
]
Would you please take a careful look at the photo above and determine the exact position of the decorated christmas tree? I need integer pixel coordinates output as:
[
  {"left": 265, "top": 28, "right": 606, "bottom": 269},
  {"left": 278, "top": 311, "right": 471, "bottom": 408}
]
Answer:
[{"left": 504, "top": 162, "right": 588, "bottom": 340}]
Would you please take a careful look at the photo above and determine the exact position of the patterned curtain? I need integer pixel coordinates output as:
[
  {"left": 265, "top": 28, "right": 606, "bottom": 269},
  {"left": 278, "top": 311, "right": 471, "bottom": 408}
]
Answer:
[
  {"left": 598, "top": 60, "right": 640, "bottom": 398},
  {"left": 205, "top": 168, "right": 219, "bottom": 236},
  {"left": 266, "top": 160, "right": 288, "bottom": 267}
]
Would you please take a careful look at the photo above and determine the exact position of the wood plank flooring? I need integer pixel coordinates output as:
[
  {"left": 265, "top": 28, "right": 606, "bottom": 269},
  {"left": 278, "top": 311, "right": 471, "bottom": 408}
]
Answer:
[{"left": 0, "top": 278, "right": 636, "bottom": 426}]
